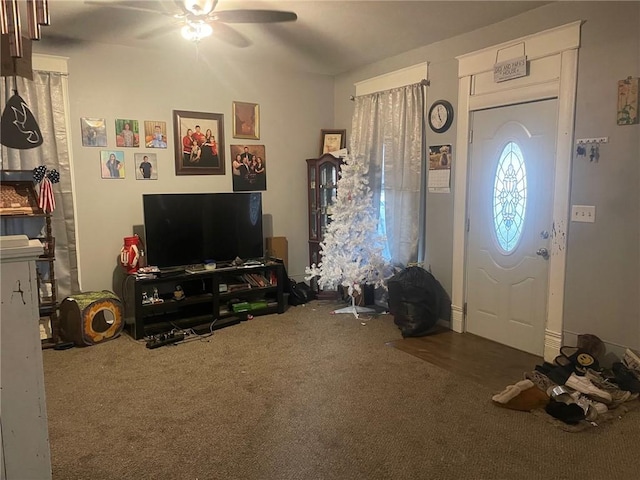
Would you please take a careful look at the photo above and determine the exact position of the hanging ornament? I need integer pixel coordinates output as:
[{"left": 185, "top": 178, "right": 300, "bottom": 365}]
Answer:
[
  {"left": 33, "top": 166, "right": 59, "bottom": 213},
  {"left": 46, "top": 169, "right": 60, "bottom": 183},
  {"left": 0, "top": 93, "right": 43, "bottom": 149},
  {"left": 33, "top": 165, "right": 47, "bottom": 182}
]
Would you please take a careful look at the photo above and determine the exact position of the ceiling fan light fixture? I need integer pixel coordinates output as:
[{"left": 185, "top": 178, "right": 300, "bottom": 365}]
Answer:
[
  {"left": 183, "top": 0, "right": 218, "bottom": 17},
  {"left": 181, "top": 21, "right": 213, "bottom": 42}
]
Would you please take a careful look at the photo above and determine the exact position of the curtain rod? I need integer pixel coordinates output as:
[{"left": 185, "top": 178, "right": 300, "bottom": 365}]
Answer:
[{"left": 350, "top": 78, "right": 429, "bottom": 100}]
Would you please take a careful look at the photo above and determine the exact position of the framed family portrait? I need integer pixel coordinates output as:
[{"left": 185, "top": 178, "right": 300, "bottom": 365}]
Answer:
[
  {"left": 320, "top": 129, "right": 346, "bottom": 155},
  {"left": 230, "top": 144, "right": 267, "bottom": 192},
  {"left": 232, "top": 101, "right": 260, "bottom": 140},
  {"left": 173, "top": 110, "right": 225, "bottom": 175}
]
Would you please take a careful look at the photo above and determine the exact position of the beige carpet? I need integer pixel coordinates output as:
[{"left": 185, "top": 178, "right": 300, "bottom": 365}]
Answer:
[{"left": 43, "top": 300, "right": 640, "bottom": 480}]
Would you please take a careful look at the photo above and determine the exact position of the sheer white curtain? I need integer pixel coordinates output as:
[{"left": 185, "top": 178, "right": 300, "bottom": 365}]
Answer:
[
  {"left": 1, "top": 72, "right": 79, "bottom": 298},
  {"left": 350, "top": 83, "right": 424, "bottom": 267}
]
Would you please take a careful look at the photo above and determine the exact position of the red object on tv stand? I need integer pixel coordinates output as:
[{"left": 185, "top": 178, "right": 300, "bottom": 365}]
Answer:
[{"left": 120, "top": 235, "right": 143, "bottom": 274}]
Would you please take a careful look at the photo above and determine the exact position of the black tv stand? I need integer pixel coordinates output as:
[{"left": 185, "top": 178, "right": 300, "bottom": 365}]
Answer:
[
  {"left": 158, "top": 268, "right": 186, "bottom": 277},
  {"left": 123, "top": 261, "right": 285, "bottom": 340}
]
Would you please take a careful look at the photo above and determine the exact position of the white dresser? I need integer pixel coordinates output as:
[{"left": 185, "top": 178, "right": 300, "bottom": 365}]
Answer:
[{"left": 1, "top": 236, "right": 52, "bottom": 480}]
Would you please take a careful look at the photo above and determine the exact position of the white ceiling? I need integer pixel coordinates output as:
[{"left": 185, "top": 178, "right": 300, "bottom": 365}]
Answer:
[{"left": 37, "top": 1, "right": 549, "bottom": 75}]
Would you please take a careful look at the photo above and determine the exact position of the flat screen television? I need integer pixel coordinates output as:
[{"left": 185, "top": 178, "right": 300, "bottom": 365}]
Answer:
[{"left": 142, "top": 192, "right": 264, "bottom": 268}]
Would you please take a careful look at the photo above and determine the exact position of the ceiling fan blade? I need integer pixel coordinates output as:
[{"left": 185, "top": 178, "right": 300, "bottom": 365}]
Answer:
[
  {"left": 212, "top": 9, "right": 297, "bottom": 24},
  {"left": 43, "top": 33, "right": 88, "bottom": 48},
  {"left": 209, "top": 21, "right": 250, "bottom": 48},
  {"left": 136, "top": 23, "right": 176, "bottom": 41},
  {"left": 84, "top": 1, "right": 176, "bottom": 17}
]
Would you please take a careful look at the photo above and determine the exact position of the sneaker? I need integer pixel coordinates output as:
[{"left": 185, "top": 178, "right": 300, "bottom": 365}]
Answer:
[
  {"left": 565, "top": 373, "right": 612, "bottom": 404},
  {"left": 569, "top": 391, "right": 608, "bottom": 421},
  {"left": 584, "top": 369, "right": 632, "bottom": 406},
  {"left": 525, "top": 370, "right": 558, "bottom": 393},
  {"left": 612, "top": 362, "right": 640, "bottom": 394},
  {"left": 623, "top": 348, "right": 640, "bottom": 378}
]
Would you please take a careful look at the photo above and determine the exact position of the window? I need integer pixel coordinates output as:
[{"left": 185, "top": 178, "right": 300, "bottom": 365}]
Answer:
[
  {"left": 493, "top": 141, "right": 527, "bottom": 253},
  {"left": 377, "top": 153, "right": 391, "bottom": 261}
]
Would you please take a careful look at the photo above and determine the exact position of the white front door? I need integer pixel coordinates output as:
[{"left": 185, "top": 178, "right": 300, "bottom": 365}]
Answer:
[{"left": 466, "top": 99, "right": 558, "bottom": 355}]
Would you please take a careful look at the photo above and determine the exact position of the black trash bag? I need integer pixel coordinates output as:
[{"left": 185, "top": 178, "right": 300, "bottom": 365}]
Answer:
[{"left": 387, "top": 266, "right": 451, "bottom": 337}]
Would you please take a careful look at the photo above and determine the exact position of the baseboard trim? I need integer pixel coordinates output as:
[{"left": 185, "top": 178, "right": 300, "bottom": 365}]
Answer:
[
  {"left": 544, "top": 328, "right": 562, "bottom": 362},
  {"left": 451, "top": 305, "right": 464, "bottom": 333}
]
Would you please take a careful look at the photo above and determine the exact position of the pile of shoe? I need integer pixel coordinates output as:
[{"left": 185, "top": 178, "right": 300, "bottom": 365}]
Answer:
[{"left": 493, "top": 334, "right": 640, "bottom": 427}]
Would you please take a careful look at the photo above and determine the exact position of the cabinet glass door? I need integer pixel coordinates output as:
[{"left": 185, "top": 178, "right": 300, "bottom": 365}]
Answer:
[
  {"left": 319, "top": 162, "right": 337, "bottom": 238},
  {"left": 309, "top": 166, "right": 318, "bottom": 240}
]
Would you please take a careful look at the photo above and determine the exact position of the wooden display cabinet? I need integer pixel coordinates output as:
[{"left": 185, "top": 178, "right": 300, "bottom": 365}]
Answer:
[{"left": 306, "top": 154, "right": 343, "bottom": 295}]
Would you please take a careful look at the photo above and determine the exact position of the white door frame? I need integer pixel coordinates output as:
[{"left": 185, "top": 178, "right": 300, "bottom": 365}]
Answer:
[{"left": 451, "top": 22, "right": 581, "bottom": 362}]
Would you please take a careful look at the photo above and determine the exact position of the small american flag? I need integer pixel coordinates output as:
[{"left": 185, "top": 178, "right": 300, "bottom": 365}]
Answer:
[{"left": 38, "top": 177, "right": 55, "bottom": 213}]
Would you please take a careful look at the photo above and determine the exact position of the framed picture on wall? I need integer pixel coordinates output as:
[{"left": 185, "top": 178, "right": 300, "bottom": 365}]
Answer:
[
  {"left": 143, "top": 120, "right": 168, "bottom": 148},
  {"left": 135, "top": 153, "right": 158, "bottom": 180},
  {"left": 115, "top": 119, "right": 140, "bottom": 147},
  {"left": 80, "top": 117, "right": 107, "bottom": 147},
  {"left": 100, "top": 150, "right": 125, "bottom": 179},
  {"left": 232, "top": 101, "right": 260, "bottom": 140},
  {"left": 173, "top": 110, "right": 225, "bottom": 175},
  {"left": 230, "top": 144, "right": 266, "bottom": 192},
  {"left": 320, "top": 129, "right": 346, "bottom": 156},
  {"left": 617, "top": 76, "right": 639, "bottom": 125}
]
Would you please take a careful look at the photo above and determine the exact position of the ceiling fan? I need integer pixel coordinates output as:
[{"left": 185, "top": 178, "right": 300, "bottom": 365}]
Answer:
[{"left": 87, "top": 1, "right": 297, "bottom": 45}]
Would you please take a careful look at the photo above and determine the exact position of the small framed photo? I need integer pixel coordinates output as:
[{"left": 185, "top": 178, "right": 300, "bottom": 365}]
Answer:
[
  {"left": 232, "top": 101, "right": 260, "bottom": 140},
  {"left": 80, "top": 117, "right": 107, "bottom": 147},
  {"left": 617, "top": 76, "right": 639, "bottom": 125},
  {"left": 143, "top": 121, "right": 168, "bottom": 148},
  {"left": 115, "top": 119, "right": 140, "bottom": 147},
  {"left": 230, "top": 144, "right": 266, "bottom": 192},
  {"left": 173, "top": 110, "right": 225, "bottom": 175},
  {"left": 100, "top": 150, "right": 125, "bottom": 179},
  {"left": 320, "top": 129, "right": 346, "bottom": 156},
  {"left": 135, "top": 153, "right": 158, "bottom": 180}
]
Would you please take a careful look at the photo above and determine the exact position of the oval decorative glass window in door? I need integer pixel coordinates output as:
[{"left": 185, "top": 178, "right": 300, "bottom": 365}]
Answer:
[{"left": 493, "top": 141, "right": 527, "bottom": 253}]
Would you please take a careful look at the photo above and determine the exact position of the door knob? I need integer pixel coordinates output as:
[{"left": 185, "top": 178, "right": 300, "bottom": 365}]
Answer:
[{"left": 536, "top": 247, "right": 549, "bottom": 260}]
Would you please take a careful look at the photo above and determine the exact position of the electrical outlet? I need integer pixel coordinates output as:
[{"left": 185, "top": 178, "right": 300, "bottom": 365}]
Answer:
[{"left": 571, "top": 205, "right": 596, "bottom": 223}]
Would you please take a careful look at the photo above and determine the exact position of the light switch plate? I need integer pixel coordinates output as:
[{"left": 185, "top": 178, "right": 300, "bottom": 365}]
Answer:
[{"left": 571, "top": 205, "right": 596, "bottom": 223}]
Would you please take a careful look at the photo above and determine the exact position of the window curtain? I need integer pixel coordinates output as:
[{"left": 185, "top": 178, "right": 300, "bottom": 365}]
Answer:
[
  {"left": 350, "top": 83, "right": 424, "bottom": 267},
  {"left": 1, "top": 72, "right": 79, "bottom": 298}
]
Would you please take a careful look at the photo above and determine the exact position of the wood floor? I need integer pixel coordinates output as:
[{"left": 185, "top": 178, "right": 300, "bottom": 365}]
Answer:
[{"left": 387, "top": 325, "right": 543, "bottom": 393}]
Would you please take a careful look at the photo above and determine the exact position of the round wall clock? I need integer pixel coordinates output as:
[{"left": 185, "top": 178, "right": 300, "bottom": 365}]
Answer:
[{"left": 428, "top": 100, "right": 454, "bottom": 133}]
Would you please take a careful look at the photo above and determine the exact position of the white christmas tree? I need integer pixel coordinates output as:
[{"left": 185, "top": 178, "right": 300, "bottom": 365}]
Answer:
[{"left": 305, "top": 154, "right": 391, "bottom": 316}]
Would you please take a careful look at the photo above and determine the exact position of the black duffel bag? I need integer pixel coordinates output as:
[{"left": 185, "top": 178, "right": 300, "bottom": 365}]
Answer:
[{"left": 387, "top": 266, "right": 451, "bottom": 337}]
